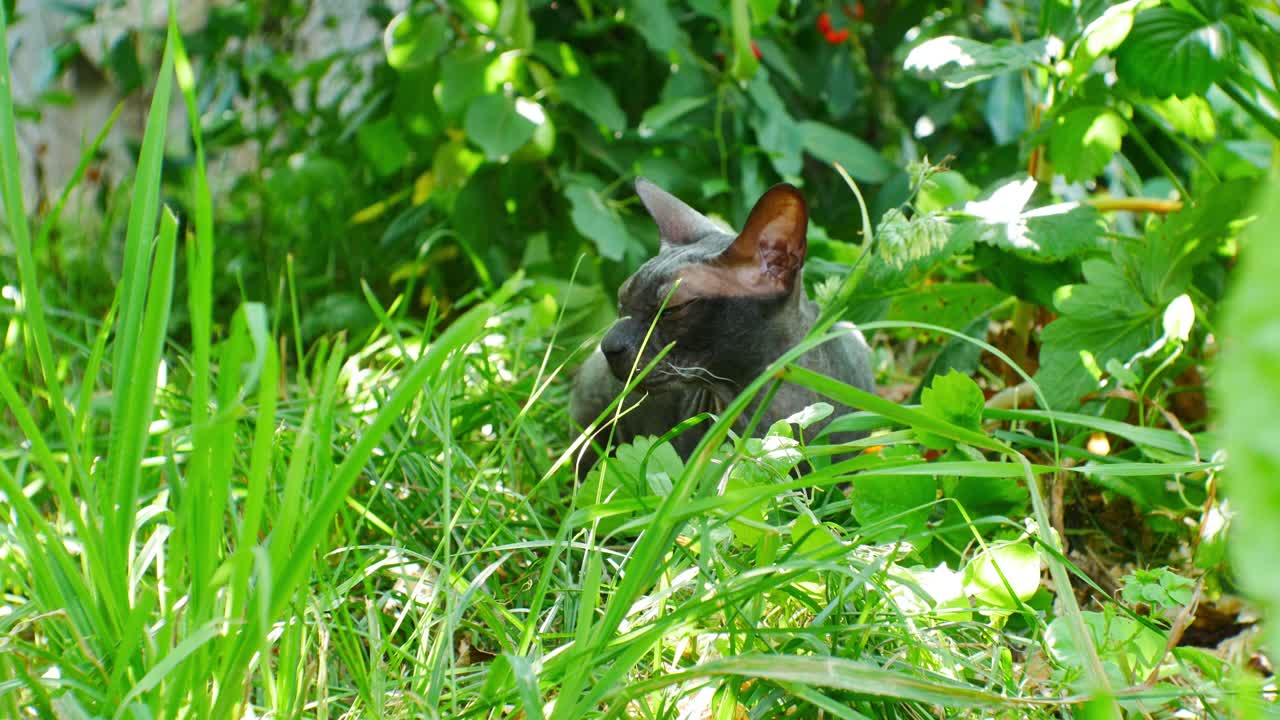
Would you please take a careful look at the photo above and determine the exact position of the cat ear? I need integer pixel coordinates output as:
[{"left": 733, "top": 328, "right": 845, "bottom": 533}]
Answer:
[
  {"left": 636, "top": 177, "right": 723, "bottom": 246},
  {"left": 720, "top": 183, "right": 808, "bottom": 292}
]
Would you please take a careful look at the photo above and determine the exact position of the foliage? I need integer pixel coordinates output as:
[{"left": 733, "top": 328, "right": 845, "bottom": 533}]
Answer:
[
  {"left": 0, "top": 0, "right": 1277, "bottom": 718},
  {"left": 1219, "top": 168, "right": 1280, "bottom": 660}
]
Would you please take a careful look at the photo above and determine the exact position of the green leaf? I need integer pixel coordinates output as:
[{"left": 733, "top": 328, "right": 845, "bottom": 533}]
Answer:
[
  {"left": 456, "top": 0, "right": 499, "bottom": 26},
  {"left": 1149, "top": 95, "right": 1216, "bottom": 142},
  {"left": 918, "top": 369, "right": 985, "bottom": 450},
  {"left": 942, "top": 475, "right": 1029, "bottom": 519},
  {"left": 729, "top": 0, "right": 759, "bottom": 80},
  {"left": 384, "top": 11, "right": 450, "bottom": 70},
  {"left": 106, "top": 32, "right": 144, "bottom": 95},
  {"left": 1120, "top": 567, "right": 1194, "bottom": 612},
  {"left": 888, "top": 282, "right": 1009, "bottom": 332},
  {"left": 985, "top": 73, "right": 1026, "bottom": 146},
  {"left": 495, "top": 0, "right": 534, "bottom": 51},
  {"left": 629, "top": 0, "right": 681, "bottom": 54},
  {"left": 791, "top": 514, "right": 843, "bottom": 559},
  {"left": 683, "top": 654, "right": 1012, "bottom": 707},
  {"left": 784, "top": 402, "right": 833, "bottom": 430},
  {"left": 558, "top": 71, "right": 626, "bottom": 132},
  {"left": 798, "top": 121, "right": 893, "bottom": 183},
  {"left": 958, "top": 177, "right": 1107, "bottom": 260},
  {"left": 1115, "top": 7, "right": 1232, "bottom": 98},
  {"left": 639, "top": 97, "right": 709, "bottom": 136},
  {"left": 747, "top": 70, "right": 802, "bottom": 177},
  {"left": 1048, "top": 105, "right": 1126, "bottom": 182},
  {"left": 916, "top": 170, "right": 978, "bottom": 214},
  {"left": 1028, "top": 179, "right": 1252, "bottom": 411},
  {"left": 1035, "top": 258, "right": 1160, "bottom": 409},
  {"left": 435, "top": 43, "right": 492, "bottom": 121},
  {"left": 1068, "top": 0, "right": 1140, "bottom": 81},
  {"left": 748, "top": 0, "right": 780, "bottom": 22},
  {"left": 904, "top": 36, "right": 1047, "bottom": 89},
  {"left": 1219, "top": 175, "right": 1280, "bottom": 657},
  {"left": 1047, "top": 611, "right": 1167, "bottom": 685},
  {"left": 850, "top": 475, "right": 935, "bottom": 546},
  {"left": 463, "top": 93, "right": 536, "bottom": 159},
  {"left": 356, "top": 116, "right": 412, "bottom": 176},
  {"left": 566, "top": 182, "right": 632, "bottom": 260},
  {"left": 430, "top": 138, "right": 484, "bottom": 210},
  {"left": 963, "top": 542, "right": 1041, "bottom": 609}
]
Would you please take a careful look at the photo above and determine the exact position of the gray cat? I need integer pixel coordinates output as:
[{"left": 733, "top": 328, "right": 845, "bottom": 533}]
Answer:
[{"left": 570, "top": 178, "right": 874, "bottom": 469}]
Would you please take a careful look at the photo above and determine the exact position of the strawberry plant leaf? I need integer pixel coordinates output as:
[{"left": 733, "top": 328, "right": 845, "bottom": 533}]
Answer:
[
  {"left": 918, "top": 369, "right": 985, "bottom": 450},
  {"left": 955, "top": 178, "right": 1107, "bottom": 261},
  {"left": 905, "top": 36, "right": 1048, "bottom": 88},
  {"left": 1048, "top": 105, "right": 1126, "bottom": 182},
  {"left": 1115, "top": 7, "right": 1233, "bottom": 99},
  {"left": 850, "top": 475, "right": 935, "bottom": 547},
  {"left": 1035, "top": 256, "right": 1160, "bottom": 409}
]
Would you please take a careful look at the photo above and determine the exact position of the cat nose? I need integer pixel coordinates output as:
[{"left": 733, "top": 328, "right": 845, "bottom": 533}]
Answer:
[{"left": 600, "top": 326, "right": 629, "bottom": 359}]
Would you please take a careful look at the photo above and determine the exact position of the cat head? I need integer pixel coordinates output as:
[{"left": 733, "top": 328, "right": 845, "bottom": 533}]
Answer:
[{"left": 598, "top": 178, "right": 811, "bottom": 392}]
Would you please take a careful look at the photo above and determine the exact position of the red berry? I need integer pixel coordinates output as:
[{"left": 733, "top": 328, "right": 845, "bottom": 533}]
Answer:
[
  {"left": 751, "top": 40, "right": 762, "bottom": 59},
  {"left": 825, "top": 28, "right": 850, "bottom": 44},
  {"left": 852, "top": 2, "right": 865, "bottom": 20},
  {"left": 817, "top": 11, "right": 833, "bottom": 33}
]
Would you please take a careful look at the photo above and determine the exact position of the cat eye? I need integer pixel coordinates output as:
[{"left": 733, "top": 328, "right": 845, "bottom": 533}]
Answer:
[{"left": 660, "top": 299, "right": 697, "bottom": 319}]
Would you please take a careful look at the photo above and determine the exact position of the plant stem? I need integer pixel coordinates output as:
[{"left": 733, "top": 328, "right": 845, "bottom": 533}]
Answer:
[
  {"left": 1219, "top": 80, "right": 1280, "bottom": 142},
  {"left": 1087, "top": 198, "right": 1183, "bottom": 214},
  {"left": 1122, "top": 113, "right": 1191, "bottom": 201}
]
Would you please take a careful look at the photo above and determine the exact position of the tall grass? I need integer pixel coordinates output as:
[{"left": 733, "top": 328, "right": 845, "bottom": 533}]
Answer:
[{"left": 0, "top": 7, "right": 1257, "bottom": 720}]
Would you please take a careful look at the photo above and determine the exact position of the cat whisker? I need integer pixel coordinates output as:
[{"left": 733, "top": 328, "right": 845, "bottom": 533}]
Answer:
[{"left": 662, "top": 364, "right": 736, "bottom": 389}]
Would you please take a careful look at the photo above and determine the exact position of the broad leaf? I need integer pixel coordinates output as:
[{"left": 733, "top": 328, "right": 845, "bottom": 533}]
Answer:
[
  {"left": 918, "top": 370, "right": 985, "bottom": 450},
  {"left": 905, "top": 36, "right": 1048, "bottom": 88},
  {"left": 1218, "top": 175, "right": 1280, "bottom": 656},
  {"left": 1150, "top": 95, "right": 1216, "bottom": 142},
  {"left": 1035, "top": 257, "right": 1160, "bottom": 409},
  {"left": 356, "top": 117, "right": 411, "bottom": 176},
  {"left": 639, "top": 97, "right": 710, "bottom": 136},
  {"left": 850, "top": 475, "right": 935, "bottom": 547},
  {"left": 463, "top": 93, "right": 536, "bottom": 159},
  {"left": 963, "top": 542, "right": 1041, "bottom": 609},
  {"left": 630, "top": 0, "right": 681, "bottom": 54},
  {"left": 985, "top": 73, "right": 1027, "bottom": 146},
  {"left": 1029, "top": 180, "right": 1254, "bottom": 411},
  {"left": 1047, "top": 611, "right": 1167, "bottom": 686},
  {"left": 566, "top": 183, "right": 632, "bottom": 260},
  {"left": 916, "top": 170, "right": 979, "bottom": 213},
  {"left": 1068, "top": 0, "right": 1140, "bottom": 80},
  {"left": 435, "top": 44, "right": 492, "bottom": 121},
  {"left": 1115, "top": 7, "right": 1232, "bottom": 98},
  {"left": 558, "top": 71, "right": 626, "bottom": 132},
  {"left": 1048, "top": 105, "right": 1126, "bottom": 182},
  {"left": 798, "top": 120, "right": 892, "bottom": 182},
  {"left": 384, "top": 11, "right": 450, "bottom": 70},
  {"left": 888, "top": 282, "right": 1009, "bottom": 332},
  {"left": 748, "top": 70, "right": 802, "bottom": 177},
  {"left": 957, "top": 177, "right": 1107, "bottom": 260}
]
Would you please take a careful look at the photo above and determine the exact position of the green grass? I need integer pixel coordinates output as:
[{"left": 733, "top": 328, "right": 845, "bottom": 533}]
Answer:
[{"left": 0, "top": 9, "right": 1269, "bottom": 720}]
